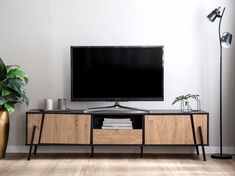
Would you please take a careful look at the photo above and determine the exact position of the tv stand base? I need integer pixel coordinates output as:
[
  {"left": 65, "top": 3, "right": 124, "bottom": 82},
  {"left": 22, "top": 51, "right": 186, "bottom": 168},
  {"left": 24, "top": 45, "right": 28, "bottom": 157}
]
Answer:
[{"left": 84, "top": 102, "right": 149, "bottom": 113}]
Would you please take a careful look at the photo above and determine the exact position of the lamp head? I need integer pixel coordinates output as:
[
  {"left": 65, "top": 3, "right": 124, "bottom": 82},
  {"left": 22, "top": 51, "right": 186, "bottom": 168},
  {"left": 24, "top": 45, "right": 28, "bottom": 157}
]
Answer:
[
  {"left": 207, "top": 7, "right": 221, "bottom": 22},
  {"left": 221, "top": 32, "right": 233, "bottom": 48}
]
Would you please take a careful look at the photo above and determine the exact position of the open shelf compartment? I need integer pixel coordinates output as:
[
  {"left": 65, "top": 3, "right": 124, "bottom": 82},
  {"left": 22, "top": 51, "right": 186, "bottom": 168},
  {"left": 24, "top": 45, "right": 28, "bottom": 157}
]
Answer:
[{"left": 92, "top": 114, "right": 143, "bottom": 129}]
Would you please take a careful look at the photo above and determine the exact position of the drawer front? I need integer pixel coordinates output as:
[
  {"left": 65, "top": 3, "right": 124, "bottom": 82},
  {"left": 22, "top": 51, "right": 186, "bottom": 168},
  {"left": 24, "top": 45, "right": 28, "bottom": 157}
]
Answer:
[
  {"left": 41, "top": 114, "right": 91, "bottom": 144},
  {"left": 93, "top": 129, "right": 142, "bottom": 144},
  {"left": 27, "top": 114, "right": 42, "bottom": 144}
]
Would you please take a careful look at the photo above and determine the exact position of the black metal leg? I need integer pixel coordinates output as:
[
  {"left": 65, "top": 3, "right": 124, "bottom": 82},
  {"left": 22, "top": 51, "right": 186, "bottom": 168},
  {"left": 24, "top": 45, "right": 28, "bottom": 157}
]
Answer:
[
  {"left": 31, "top": 112, "right": 45, "bottom": 157},
  {"left": 199, "top": 126, "right": 206, "bottom": 161},
  {"left": 140, "top": 146, "right": 143, "bottom": 157},
  {"left": 195, "top": 144, "right": 199, "bottom": 155},
  {"left": 34, "top": 145, "right": 38, "bottom": 155},
  {"left": 190, "top": 115, "right": 199, "bottom": 155},
  {"left": 38, "top": 113, "right": 45, "bottom": 144},
  {"left": 27, "top": 126, "right": 36, "bottom": 161},
  {"left": 91, "top": 145, "right": 94, "bottom": 157}
]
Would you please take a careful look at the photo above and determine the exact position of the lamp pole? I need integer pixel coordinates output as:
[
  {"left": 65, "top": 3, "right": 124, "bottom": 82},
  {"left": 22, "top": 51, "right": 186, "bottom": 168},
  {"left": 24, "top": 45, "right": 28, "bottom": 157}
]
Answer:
[
  {"left": 219, "top": 7, "right": 225, "bottom": 157},
  {"left": 210, "top": 7, "right": 232, "bottom": 159}
]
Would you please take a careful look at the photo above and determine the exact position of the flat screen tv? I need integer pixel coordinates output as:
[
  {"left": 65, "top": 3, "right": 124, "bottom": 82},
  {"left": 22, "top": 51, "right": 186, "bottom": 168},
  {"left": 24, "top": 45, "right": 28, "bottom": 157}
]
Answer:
[{"left": 71, "top": 46, "right": 164, "bottom": 101}]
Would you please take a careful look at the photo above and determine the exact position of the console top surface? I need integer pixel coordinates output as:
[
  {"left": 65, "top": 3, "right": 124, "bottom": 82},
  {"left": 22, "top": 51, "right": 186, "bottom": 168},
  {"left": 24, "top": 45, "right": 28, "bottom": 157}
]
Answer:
[{"left": 27, "top": 109, "right": 209, "bottom": 115}]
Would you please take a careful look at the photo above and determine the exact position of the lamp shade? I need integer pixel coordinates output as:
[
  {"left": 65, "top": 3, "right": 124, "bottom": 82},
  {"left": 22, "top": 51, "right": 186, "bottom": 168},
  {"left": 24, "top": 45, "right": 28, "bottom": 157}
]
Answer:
[
  {"left": 207, "top": 7, "right": 220, "bottom": 22},
  {"left": 221, "top": 32, "right": 233, "bottom": 48}
]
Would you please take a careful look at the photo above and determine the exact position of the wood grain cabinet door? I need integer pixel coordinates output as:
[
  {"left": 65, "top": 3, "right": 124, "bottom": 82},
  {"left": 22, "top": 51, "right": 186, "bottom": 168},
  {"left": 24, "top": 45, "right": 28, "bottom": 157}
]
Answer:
[
  {"left": 145, "top": 115, "right": 208, "bottom": 145},
  {"left": 193, "top": 114, "right": 208, "bottom": 145},
  {"left": 40, "top": 114, "right": 91, "bottom": 144},
  {"left": 145, "top": 115, "right": 194, "bottom": 145},
  {"left": 27, "top": 114, "right": 43, "bottom": 144}
]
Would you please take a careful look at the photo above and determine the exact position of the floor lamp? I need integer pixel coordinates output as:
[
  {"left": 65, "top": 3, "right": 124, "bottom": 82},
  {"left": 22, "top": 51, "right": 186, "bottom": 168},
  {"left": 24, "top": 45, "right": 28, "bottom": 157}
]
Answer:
[{"left": 207, "top": 7, "right": 233, "bottom": 159}]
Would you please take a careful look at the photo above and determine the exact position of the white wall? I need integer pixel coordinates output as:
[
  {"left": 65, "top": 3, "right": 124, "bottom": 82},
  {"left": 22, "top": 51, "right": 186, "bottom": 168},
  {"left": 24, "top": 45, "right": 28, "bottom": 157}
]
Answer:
[{"left": 0, "top": 0, "right": 234, "bottom": 153}]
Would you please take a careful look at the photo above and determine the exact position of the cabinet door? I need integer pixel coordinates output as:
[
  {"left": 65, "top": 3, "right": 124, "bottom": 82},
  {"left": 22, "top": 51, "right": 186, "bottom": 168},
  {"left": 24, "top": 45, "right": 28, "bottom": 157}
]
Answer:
[
  {"left": 27, "top": 114, "right": 43, "bottom": 144},
  {"left": 193, "top": 114, "right": 208, "bottom": 145},
  {"left": 41, "top": 114, "right": 91, "bottom": 144},
  {"left": 145, "top": 115, "right": 193, "bottom": 145},
  {"left": 145, "top": 115, "right": 208, "bottom": 145}
]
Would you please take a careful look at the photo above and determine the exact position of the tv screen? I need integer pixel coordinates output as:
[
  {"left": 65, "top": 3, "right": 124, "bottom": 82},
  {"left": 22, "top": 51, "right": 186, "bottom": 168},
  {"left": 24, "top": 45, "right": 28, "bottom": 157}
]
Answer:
[{"left": 71, "top": 46, "right": 164, "bottom": 101}]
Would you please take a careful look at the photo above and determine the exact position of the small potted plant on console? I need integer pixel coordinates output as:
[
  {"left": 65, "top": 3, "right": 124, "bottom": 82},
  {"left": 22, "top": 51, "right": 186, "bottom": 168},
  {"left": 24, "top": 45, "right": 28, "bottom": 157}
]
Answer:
[{"left": 172, "top": 94, "right": 200, "bottom": 112}]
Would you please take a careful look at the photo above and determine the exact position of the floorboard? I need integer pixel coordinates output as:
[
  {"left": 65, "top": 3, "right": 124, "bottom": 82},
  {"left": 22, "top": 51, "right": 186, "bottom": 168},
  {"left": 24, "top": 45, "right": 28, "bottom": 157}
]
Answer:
[{"left": 0, "top": 154, "right": 235, "bottom": 176}]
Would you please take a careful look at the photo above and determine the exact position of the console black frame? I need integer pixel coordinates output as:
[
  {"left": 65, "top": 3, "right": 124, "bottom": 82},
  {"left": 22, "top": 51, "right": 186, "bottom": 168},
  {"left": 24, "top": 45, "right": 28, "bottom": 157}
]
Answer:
[{"left": 26, "top": 110, "right": 209, "bottom": 161}]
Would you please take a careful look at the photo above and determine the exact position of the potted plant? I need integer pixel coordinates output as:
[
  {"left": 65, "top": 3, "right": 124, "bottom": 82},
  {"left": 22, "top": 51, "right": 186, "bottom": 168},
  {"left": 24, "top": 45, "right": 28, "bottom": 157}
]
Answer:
[
  {"left": 172, "top": 94, "right": 199, "bottom": 112},
  {"left": 0, "top": 57, "right": 28, "bottom": 159}
]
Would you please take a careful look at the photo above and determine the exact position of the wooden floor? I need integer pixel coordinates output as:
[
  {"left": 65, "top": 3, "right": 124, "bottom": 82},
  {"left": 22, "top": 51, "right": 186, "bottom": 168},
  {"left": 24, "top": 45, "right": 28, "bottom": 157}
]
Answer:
[{"left": 0, "top": 154, "right": 235, "bottom": 176}]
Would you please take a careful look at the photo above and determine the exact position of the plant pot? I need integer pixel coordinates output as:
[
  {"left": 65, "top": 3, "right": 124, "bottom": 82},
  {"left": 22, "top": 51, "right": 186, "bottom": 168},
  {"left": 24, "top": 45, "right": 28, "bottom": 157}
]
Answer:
[
  {"left": 181, "top": 100, "right": 192, "bottom": 112},
  {"left": 0, "top": 108, "right": 9, "bottom": 159}
]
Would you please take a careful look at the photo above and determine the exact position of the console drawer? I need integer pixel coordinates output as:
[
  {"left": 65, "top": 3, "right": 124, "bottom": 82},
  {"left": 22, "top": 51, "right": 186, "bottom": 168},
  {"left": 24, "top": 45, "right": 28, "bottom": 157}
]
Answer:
[{"left": 93, "top": 129, "right": 142, "bottom": 144}]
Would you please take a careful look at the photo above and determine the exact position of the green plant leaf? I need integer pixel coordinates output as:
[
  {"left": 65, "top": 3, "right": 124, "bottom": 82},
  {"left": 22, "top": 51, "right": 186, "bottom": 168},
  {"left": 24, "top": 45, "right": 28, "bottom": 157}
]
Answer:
[
  {"left": 0, "top": 59, "right": 29, "bottom": 112},
  {"left": 0, "top": 58, "right": 7, "bottom": 81},
  {"left": 172, "top": 94, "right": 200, "bottom": 106},
  {"left": 22, "top": 93, "right": 29, "bottom": 106},
  {"left": 6, "top": 68, "right": 29, "bottom": 84},
  {"left": 4, "top": 93, "right": 22, "bottom": 103},
  {"left": 3, "top": 78, "right": 26, "bottom": 95},
  {"left": 4, "top": 102, "right": 15, "bottom": 114},
  {"left": 4, "top": 90, "right": 29, "bottom": 106},
  {"left": 1, "top": 86, "right": 12, "bottom": 96},
  {"left": 0, "top": 96, "right": 6, "bottom": 105},
  {"left": 6, "top": 65, "right": 20, "bottom": 72},
  {"left": 172, "top": 95, "right": 185, "bottom": 105}
]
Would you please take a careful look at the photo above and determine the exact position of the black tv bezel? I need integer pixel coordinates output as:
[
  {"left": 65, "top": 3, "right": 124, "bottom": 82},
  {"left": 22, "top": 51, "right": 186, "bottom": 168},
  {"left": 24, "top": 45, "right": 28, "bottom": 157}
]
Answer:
[{"left": 71, "top": 46, "right": 164, "bottom": 102}]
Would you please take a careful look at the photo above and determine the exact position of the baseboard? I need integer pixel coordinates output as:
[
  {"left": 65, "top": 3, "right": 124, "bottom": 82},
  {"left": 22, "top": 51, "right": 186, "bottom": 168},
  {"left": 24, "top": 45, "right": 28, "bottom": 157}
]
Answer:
[
  {"left": 206, "top": 146, "right": 235, "bottom": 154},
  {"left": 6, "top": 146, "right": 235, "bottom": 154}
]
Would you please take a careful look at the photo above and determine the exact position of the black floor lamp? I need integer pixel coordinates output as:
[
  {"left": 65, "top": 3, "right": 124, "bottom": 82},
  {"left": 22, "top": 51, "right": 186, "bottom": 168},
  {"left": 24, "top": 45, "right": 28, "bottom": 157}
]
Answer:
[{"left": 207, "top": 7, "right": 233, "bottom": 159}]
